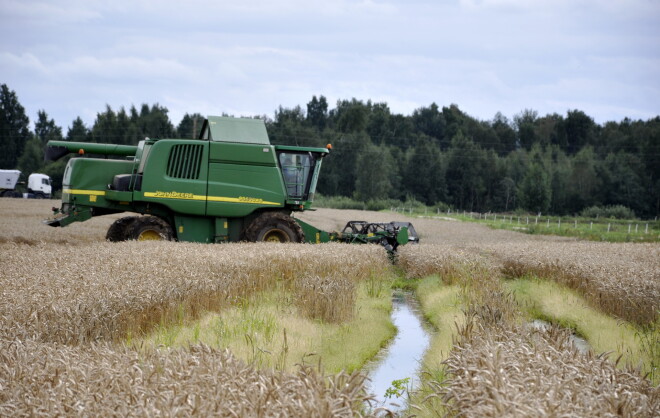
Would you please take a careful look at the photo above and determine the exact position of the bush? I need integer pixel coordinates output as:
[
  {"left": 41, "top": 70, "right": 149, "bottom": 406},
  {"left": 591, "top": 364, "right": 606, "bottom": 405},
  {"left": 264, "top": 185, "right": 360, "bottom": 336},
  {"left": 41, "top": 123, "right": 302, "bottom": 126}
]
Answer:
[
  {"left": 365, "top": 198, "right": 401, "bottom": 211},
  {"left": 313, "top": 195, "right": 365, "bottom": 210},
  {"left": 580, "top": 205, "right": 636, "bottom": 220},
  {"left": 432, "top": 201, "right": 450, "bottom": 213},
  {"left": 314, "top": 194, "right": 451, "bottom": 214}
]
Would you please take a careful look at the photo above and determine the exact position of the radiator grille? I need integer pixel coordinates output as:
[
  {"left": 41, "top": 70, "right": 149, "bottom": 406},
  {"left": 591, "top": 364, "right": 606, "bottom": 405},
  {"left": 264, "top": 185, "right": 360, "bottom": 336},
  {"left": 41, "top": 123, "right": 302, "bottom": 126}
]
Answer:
[{"left": 166, "top": 144, "right": 204, "bottom": 179}]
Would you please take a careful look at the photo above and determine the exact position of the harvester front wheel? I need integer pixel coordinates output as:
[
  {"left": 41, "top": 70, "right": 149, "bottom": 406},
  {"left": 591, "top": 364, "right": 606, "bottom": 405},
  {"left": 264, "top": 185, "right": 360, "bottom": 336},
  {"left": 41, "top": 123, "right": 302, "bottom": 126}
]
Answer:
[
  {"left": 106, "top": 216, "right": 140, "bottom": 242},
  {"left": 245, "top": 212, "right": 304, "bottom": 243},
  {"left": 127, "top": 216, "right": 174, "bottom": 241}
]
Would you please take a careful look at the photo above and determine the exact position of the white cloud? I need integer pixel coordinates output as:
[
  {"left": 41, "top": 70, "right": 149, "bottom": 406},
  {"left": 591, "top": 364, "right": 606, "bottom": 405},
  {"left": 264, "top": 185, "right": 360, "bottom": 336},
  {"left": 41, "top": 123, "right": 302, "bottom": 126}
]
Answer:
[
  {"left": 0, "top": 0, "right": 101, "bottom": 23},
  {"left": 0, "top": 0, "right": 658, "bottom": 128},
  {"left": 56, "top": 56, "right": 199, "bottom": 81},
  {"left": 0, "top": 52, "right": 50, "bottom": 75}
]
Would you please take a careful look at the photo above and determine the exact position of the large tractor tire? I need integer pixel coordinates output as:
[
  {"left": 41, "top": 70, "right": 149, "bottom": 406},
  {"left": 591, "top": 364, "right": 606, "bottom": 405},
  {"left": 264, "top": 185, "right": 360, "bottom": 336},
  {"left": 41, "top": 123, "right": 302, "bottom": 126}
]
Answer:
[
  {"left": 106, "top": 216, "right": 140, "bottom": 242},
  {"left": 126, "top": 216, "right": 174, "bottom": 241},
  {"left": 244, "top": 212, "right": 304, "bottom": 243}
]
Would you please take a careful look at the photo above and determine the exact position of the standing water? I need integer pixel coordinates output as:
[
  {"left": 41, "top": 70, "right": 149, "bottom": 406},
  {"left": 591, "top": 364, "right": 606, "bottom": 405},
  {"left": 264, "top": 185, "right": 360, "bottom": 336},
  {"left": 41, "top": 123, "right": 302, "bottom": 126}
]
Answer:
[{"left": 364, "top": 292, "right": 432, "bottom": 414}]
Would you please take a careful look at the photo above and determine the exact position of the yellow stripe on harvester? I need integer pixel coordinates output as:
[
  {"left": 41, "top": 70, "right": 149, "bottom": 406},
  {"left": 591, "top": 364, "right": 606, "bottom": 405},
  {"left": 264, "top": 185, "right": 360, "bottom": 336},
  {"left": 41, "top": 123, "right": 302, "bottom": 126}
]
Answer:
[
  {"left": 206, "top": 195, "right": 280, "bottom": 205},
  {"left": 64, "top": 189, "right": 280, "bottom": 206},
  {"left": 144, "top": 191, "right": 280, "bottom": 205},
  {"left": 63, "top": 188, "right": 106, "bottom": 196},
  {"left": 144, "top": 191, "right": 206, "bottom": 200}
]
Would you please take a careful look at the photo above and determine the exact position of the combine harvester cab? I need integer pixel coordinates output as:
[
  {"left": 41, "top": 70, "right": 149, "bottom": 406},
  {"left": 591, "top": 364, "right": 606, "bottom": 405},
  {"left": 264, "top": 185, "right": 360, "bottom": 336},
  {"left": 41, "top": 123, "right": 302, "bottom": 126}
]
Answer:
[{"left": 44, "top": 116, "right": 417, "bottom": 253}]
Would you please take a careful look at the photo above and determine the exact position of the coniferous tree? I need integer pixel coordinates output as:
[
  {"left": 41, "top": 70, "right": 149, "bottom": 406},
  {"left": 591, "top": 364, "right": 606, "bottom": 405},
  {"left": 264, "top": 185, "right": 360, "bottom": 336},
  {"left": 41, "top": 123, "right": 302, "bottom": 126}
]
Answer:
[
  {"left": 0, "top": 84, "right": 31, "bottom": 168},
  {"left": 17, "top": 136, "right": 43, "bottom": 175},
  {"left": 177, "top": 113, "right": 205, "bottom": 138},
  {"left": 92, "top": 105, "right": 118, "bottom": 143},
  {"left": 67, "top": 117, "right": 91, "bottom": 142},
  {"left": 306, "top": 96, "right": 328, "bottom": 131},
  {"left": 34, "top": 110, "right": 63, "bottom": 144}
]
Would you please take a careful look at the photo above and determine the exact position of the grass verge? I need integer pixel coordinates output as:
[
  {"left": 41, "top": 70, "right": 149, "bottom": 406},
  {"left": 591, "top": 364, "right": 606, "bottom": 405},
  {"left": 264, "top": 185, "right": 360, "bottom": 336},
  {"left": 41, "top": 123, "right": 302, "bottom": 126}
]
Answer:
[
  {"left": 444, "top": 213, "right": 660, "bottom": 243},
  {"left": 407, "top": 276, "right": 465, "bottom": 414},
  {"left": 134, "top": 279, "right": 396, "bottom": 374}
]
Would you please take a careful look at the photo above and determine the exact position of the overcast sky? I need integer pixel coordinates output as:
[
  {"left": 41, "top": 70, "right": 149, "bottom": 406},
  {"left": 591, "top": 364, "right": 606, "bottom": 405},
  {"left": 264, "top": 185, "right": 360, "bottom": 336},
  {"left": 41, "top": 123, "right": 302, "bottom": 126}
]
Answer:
[{"left": 1, "top": 0, "right": 659, "bottom": 131}]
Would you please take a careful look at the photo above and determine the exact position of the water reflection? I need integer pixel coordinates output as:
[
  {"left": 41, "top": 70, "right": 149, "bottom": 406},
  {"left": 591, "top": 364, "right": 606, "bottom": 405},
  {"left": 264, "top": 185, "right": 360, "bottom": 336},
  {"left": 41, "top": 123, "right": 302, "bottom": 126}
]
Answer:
[{"left": 365, "top": 292, "right": 431, "bottom": 413}]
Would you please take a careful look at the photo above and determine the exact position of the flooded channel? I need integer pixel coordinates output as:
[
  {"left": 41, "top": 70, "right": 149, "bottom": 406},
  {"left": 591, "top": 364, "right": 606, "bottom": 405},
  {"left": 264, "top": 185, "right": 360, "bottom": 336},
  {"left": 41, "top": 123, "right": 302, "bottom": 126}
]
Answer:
[
  {"left": 364, "top": 292, "right": 432, "bottom": 414},
  {"left": 530, "top": 319, "right": 589, "bottom": 353}
]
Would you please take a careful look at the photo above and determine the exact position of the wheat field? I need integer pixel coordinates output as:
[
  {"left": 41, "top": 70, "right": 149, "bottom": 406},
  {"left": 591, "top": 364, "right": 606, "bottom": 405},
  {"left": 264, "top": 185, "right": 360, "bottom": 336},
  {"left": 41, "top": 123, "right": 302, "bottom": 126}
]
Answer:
[{"left": 1, "top": 200, "right": 658, "bottom": 416}]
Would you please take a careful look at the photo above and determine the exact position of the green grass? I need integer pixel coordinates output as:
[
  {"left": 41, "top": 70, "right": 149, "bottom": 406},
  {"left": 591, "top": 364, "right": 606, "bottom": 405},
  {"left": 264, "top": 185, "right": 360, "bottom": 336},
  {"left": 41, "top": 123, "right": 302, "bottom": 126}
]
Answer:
[
  {"left": 489, "top": 218, "right": 659, "bottom": 242},
  {"left": 415, "top": 211, "right": 660, "bottom": 242},
  {"left": 506, "top": 277, "right": 658, "bottom": 381},
  {"left": 407, "top": 276, "right": 465, "bottom": 415},
  {"left": 133, "top": 279, "right": 396, "bottom": 374}
]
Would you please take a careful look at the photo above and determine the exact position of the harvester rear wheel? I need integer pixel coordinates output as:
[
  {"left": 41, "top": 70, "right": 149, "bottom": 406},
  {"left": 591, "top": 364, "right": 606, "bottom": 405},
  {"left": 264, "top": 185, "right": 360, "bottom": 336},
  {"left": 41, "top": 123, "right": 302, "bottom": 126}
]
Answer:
[
  {"left": 245, "top": 212, "right": 304, "bottom": 243},
  {"left": 126, "top": 216, "right": 174, "bottom": 241},
  {"left": 106, "top": 216, "right": 140, "bottom": 242}
]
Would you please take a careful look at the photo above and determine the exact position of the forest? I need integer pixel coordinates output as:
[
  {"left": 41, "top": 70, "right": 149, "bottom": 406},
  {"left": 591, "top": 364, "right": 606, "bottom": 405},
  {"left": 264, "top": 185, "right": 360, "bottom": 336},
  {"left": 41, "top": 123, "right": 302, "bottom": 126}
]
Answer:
[{"left": 1, "top": 83, "right": 658, "bottom": 218}]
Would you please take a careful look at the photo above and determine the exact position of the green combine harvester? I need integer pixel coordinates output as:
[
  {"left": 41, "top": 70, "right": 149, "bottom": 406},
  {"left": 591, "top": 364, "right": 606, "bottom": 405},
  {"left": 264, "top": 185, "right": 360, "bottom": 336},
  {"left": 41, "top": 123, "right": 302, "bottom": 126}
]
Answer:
[{"left": 45, "top": 116, "right": 417, "bottom": 252}]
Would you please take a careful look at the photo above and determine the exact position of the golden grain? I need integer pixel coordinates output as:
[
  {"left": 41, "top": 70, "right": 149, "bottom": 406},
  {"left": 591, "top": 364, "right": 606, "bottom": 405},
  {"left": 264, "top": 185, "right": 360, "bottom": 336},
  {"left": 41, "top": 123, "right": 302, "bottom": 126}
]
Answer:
[{"left": 3, "top": 200, "right": 658, "bottom": 415}]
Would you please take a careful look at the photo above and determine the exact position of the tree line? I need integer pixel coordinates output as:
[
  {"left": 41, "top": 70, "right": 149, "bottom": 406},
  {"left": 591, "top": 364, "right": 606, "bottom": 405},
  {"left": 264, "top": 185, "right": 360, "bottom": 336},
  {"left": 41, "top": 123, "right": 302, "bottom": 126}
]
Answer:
[{"left": 1, "top": 84, "right": 658, "bottom": 218}]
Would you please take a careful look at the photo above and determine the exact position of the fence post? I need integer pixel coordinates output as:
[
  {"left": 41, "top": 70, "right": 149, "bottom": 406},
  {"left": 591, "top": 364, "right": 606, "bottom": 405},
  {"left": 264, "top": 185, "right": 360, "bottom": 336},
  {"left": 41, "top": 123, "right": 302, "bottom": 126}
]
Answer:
[
  {"left": 608, "top": 223, "right": 611, "bottom": 232},
  {"left": 628, "top": 224, "right": 631, "bottom": 234},
  {"left": 590, "top": 221, "right": 593, "bottom": 230},
  {"left": 547, "top": 218, "right": 550, "bottom": 228},
  {"left": 635, "top": 224, "right": 638, "bottom": 233},
  {"left": 645, "top": 223, "right": 648, "bottom": 234},
  {"left": 558, "top": 219, "right": 561, "bottom": 229},
  {"left": 574, "top": 219, "right": 577, "bottom": 228}
]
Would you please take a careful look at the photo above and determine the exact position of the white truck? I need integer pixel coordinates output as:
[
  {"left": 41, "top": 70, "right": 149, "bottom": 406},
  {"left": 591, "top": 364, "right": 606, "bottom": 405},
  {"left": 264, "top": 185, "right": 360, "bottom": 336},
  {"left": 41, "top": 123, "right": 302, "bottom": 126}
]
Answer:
[{"left": 0, "top": 169, "right": 52, "bottom": 198}]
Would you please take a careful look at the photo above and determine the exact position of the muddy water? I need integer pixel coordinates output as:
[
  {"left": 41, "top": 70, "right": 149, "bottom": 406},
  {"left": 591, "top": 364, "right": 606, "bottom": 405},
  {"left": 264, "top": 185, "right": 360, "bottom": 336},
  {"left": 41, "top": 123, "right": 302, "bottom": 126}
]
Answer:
[
  {"left": 364, "top": 292, "right": 432, "bottom": 414},
  {"left": 530, "top": 319, "right": 590, "bottom": 353}
]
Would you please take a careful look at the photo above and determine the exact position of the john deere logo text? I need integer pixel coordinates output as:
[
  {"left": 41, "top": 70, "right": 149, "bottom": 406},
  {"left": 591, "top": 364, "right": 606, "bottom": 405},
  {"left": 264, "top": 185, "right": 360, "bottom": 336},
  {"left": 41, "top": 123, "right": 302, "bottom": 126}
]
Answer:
[
  {"left": 153, "top": 191, "right": 194, "bottom": 199},
  {"left": 238, "top": 196, "right": 264, "bottom": 203}
]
